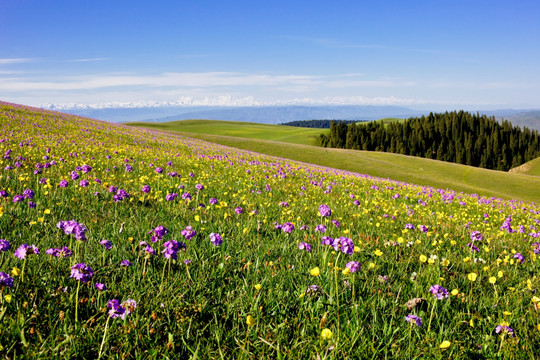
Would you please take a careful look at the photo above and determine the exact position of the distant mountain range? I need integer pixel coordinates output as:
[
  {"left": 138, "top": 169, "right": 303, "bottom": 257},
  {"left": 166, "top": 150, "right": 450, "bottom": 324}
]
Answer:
[{"left": 45, "top": 104, "right": 540, "bottom": 131}]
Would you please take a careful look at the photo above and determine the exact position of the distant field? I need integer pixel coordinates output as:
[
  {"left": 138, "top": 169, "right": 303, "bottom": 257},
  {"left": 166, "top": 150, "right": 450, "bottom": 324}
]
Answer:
[
  {"left": 128, "top": 121, "right": 540, "bottom": 203},
  {"left": 509, "top": 157, "right": 540, "bottom": 177},
  {"left": 377, "top": 117, "right": 404, "bottom": 124},
  {"left": 126, "top": 119, "right": 325, "bottom": 146}
]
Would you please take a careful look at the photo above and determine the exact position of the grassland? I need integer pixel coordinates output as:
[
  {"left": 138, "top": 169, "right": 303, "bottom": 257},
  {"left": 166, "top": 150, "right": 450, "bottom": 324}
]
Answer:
[
  {"left": 2, "top": 103, "right": 540, "bottom": 359},
  {"left": 125, "top": 119, "right": 325, "bottom": 146},
  {"left": 128, "top": 121, "right": 540, "bottom": 204}
]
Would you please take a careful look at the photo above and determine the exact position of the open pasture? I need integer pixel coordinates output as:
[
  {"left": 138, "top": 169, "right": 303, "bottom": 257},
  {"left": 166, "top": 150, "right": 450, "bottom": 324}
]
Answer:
[
  {"left": 126, "top": 119, "right": 324, "bottom": 146},
  {"left": 1, "top": 102, "right": 540, "bottom": 358}
]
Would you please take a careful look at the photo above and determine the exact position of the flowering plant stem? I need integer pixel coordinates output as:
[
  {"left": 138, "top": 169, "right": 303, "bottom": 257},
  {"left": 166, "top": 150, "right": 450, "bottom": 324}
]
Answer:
[
  {"left": 98, "top": 315, "right": 110, "bottom": 359},
  {"left": 74, "top": 280, "right": 81, "bottom": 324},
  {"left": 427, "top": 301, "right": 436, "bottom": 333},
  {"left": 21, "top": 258, "right": 27, "bottom": 283}
]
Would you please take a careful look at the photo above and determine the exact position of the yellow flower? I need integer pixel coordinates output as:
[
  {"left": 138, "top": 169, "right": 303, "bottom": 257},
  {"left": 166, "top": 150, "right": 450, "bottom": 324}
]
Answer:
[
  {"left": 489, "top": 276, "right": 497, "bottom": 284},
  {"left": 310, "top": 267, "right": 320, "bottom": 276},
  {"left": 342, "top": 268, "right": 351, "bottom": 275},
  {"left": 439, "top": 340, "right": 451, "bottom": 349},
  {"left": 44, "top": 209, "right": 51, "bottom": 214},
  {"left": 254, "top": 284, "right": 262, "bottom": 291},
  {"left": 498, "top": 270, "right": 503, "bottom": 278},
  {"left": 374, "top": 249, "right": 383, "bottom": 257},
  {"left": 321, "top": 328, "right": 333, "bottom": 340},
  {"left": 419, "top": 255, "right": 427, "bottom": 263},
  {"left": 4, "top": 294, "right": 12, "bottom": 303},
  {"left": 11, "top": 267, "right": 21, "bottom": 277},
  {"left": 503, "top": 311, "right": 512, "bottom": 316},
  {"left": 532, "top": 296, "right": 540, "bottom": 303},
  {"left": 353, "top": 246, "right": 361, "bottom": 253},
  {"left": 467, "top": 272, "right": 478, "bottom": 282},
  {"left": 246, "top": 315, "right": 256, "bottom": 326},
  {"left": 368, "top": 262, "right": 376, "bottom": 269},
  {"left": 451, "top": 289, "right": 459, "bottom": 296}
]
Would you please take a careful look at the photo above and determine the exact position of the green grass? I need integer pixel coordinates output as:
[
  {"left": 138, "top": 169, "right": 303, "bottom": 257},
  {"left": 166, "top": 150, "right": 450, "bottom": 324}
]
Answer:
[
  {"left": 126, "top": 119, "right": 326, "bottom": 146},
  {"left": 509, "top": 157, "right": 540, "bottom": 177},
  {"left": 2, "top": 103, "right": 540, "bottom": 359},
  {"left": 127, "top": 122, "right": 540, "bottom": 204}
]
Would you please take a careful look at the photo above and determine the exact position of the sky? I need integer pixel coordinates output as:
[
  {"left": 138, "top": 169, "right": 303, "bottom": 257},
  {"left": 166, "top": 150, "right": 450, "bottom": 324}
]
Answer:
[{"left": 1, "top": 0, "right": 540, "bottom": 110}]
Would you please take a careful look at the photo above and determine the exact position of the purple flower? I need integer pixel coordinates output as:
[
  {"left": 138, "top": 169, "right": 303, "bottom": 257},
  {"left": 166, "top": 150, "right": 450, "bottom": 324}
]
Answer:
[
  {"left": 46, "top": 246, "right": 72, "bottom": 258},
  {"left": 405, "top": 223, "right": 415, "bottom": 230},
  {"left": 28, "top": 201, "right": 36, "bottom": 208},
  {"left": 209, "top": 233, "right": 223, "bottom": 246},
  {"left": 182, "top": 192, "right": 192, "bottom": 201},
  {"left": 209, "top": 198, "right": 217, "bottom": 205},
  {"left": 467, "top": 243, "right": 480, "bottom": 252},
  {"left": 429, "top": 284, "right": 449, "bottom": 300},
  {"left": 95, "top": 283, "right": 107, "bottom": 291},
  {"left": 149, "top": 225, "right": 169, "bottom": 242},
  {"left": 141, "top": 185, "right": 151, "bottom": 193},
  {"left": 495, "top": 325, "right": 515, "bottom": 337},
  {"left": 59, "top": 179, "right": 69, "bottom": 188},
  {"left": 470, "top": 231, "right": 483, "bottom": 241},
  {"left": 405, "top": 314, "right": 422, "bottom": 327},
  {"left": 107, "top": 299, "right": 126, "bottom": 319},
  {"left": 56, "top": 220, "right": 87, "bottom": 241},
  {"left": 281, "top": 222, "right": 295, "bottom": 234},
  {"left": 346, "top": 261, "right": 361, "bottom": 273},
  {"left": 319, "top": 204, "right": 331, "bottom": 217},
  {"left": 120, "top": 260, "right": 132, "bottom": 267},
  {"left": 70, "top": 171, "right": 79, "bottom": 180},
  {"left": 162, "top": 240, "right": 186, "bottom": 260},
  {"left": 333, "top": 237, "right": 354, "bottom": 255},
  {"left": 12, "top": 194, "right": 24, "bottom": 203},
  {"left": 14, "top": 244, "right": 39, "bottom": 259},
  {"left": 235, "top": 207, "right": 243, "bottom": 214},
  {"left": 0, "top": 190, "right": 7, "bottom": 197},
  {"left": 181, "top": 226, "right": 197, "bottom": 240},
  {"left": 533, "top": 242, "right": 540, "bottom": 255},
  {"left": 279, "top": 201, "right": 289, "bottom": 207},
  {"left": 23, "top": 189, "right": 35, "bottom": 199},
  {"left": 513, "top": 253, "right": 524, "bottom": 263},
  {"left": 332, "top": 219, "right": 341, "bottom": 228},
  {"left": 419, "top": 225, "right": 428, "bottom": 233},
  {"left": 166, "top": 193, "right": 178, "bottom": 201},
  {"left": 195, "top": 183, "right": 204, "bottom": 191},
  {"left": 70, "top": 263, "right": 93, "bottom": 283},
  {"left": 155, "top": 167, "right": 163, "bottom": 174},
  {"left": 305, "top": 285, "right": 321, "bottom": 295},
  {"left": 0, "top": 272, "right": 14, "bottom": 288},
  {"left": 100, "top": 239, "right": 113, "bottom": 250},
  {"left": 320, "top": 236, "right": 334, "bottom": 246},
  {"left": 79, "top": 180, "right": 89, "bottom": 187},
  {"left": 315, "top": 224, "right": 326, "bottom": 233},
  {"left": 0, "top": 239, "right": 10, "bottom": 252},
  {"left": 298, "top": 242, "right": 312, "bottom": 252}
]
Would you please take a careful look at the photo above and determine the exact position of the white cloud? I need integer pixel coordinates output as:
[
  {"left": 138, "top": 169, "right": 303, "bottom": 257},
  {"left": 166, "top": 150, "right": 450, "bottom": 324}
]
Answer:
[
  {"left": 69, "top": 57, "right": 113, "bottom": 62},
  {"left": 0, "top": 58, "right": 32, "bottom": 65}
]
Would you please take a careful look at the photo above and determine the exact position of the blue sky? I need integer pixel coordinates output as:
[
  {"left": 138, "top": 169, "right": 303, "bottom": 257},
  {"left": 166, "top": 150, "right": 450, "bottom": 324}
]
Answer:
[{"left": 1, "top": 0, "right": 539, "bottom": 110}]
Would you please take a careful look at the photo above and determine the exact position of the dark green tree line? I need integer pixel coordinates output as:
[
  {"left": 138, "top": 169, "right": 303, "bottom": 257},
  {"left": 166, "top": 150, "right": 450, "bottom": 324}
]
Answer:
[{"left": 317, "top": 111, "right": 540, "bottom": 171}]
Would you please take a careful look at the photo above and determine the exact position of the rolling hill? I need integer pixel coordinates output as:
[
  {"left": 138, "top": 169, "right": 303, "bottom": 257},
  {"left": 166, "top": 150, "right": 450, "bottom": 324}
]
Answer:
[{"left": 127, "top": 119, "right": 540, "bottom": 203}]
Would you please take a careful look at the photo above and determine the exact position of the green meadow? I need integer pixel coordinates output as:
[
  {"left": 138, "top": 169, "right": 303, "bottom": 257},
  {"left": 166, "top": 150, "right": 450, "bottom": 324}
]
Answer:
[
  {"left": 2, "top": 104, "right": 540, "bottom": 359},
  {"left": 125, "top": 120, "right": 324, "bottom": 146},
  {"left": 127, "top": 120, "right": 540, "bottom": 204}
]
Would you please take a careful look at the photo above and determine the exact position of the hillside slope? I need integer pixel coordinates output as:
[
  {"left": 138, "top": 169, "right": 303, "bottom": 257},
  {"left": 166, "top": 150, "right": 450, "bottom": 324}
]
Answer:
[{"left": 127, "top": 122, "right": 540, "bottom": 204}]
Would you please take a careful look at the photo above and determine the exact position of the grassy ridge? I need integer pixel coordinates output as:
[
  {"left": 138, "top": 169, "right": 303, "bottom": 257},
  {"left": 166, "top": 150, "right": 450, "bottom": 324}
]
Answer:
[
  {"left": 125, "top": 119, "right": 325, "bottom": 146},
  {"left": 128, "top": 122, "right": 540, "bottom": 204},
  {"left": 509, "top": 157, "right": 540, "bottom": 177}
]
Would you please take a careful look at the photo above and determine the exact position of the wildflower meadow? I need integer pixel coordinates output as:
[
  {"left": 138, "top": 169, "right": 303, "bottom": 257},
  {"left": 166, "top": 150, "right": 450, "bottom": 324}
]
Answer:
[{"left": 1, "top": 101, "right": 540, "bottom": 359}]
